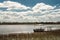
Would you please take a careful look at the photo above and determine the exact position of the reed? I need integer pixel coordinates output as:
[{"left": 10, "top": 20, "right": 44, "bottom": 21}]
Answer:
[{"left": 0, "top": 31, "right": 60, "bottom": 40}]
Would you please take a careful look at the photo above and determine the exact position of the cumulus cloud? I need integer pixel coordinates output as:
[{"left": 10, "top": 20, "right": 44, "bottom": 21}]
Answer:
[
  {"left": 0, "top": 1, "right": 30, "bottom": 11},
  {"left": 0, "top": 1, "right": 60, "bottom": 22},
  {"left": 32, "top": 3, "right": 56, "bottom": 12}
]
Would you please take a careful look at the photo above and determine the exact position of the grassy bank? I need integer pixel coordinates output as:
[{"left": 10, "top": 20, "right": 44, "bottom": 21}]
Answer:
[{"left": 0, "top": 31, "right": 60, "bottom": 40}]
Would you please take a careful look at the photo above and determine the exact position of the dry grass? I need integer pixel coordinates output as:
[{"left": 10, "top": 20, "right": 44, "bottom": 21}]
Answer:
[{"left": 0, "top": 31, "right": 60, "bottom": 40}]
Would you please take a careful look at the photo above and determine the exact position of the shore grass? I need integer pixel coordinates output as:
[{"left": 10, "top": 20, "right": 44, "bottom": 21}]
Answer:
[{"left": 0, "top": 31, "right": 60, "bottom": 40}]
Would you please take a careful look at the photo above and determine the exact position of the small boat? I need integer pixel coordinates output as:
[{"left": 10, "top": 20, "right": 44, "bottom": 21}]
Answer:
[
  {"left": 33, "top": 29, "right": 44, "bottom": 32},
  {"left": 33, "top": 28, "right": 60, "bottom": 32},
  {"left": 33, "top": 28, "right": 44, "bottom": 32}
]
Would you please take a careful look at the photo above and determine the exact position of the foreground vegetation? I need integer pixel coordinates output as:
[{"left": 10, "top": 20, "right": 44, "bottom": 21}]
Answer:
[{"left": 0, "top": 31, "right": 60, "bottom": 40}]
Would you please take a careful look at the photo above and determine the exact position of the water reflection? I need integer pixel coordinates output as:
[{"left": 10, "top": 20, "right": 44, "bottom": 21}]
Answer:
[{"left": 0, "top": 24, "right": 60, "bottom": 34}]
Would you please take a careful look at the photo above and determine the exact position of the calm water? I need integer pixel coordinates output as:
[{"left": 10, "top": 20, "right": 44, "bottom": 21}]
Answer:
[{"left": 0, "top": 24, "right": 60, "bottom": 34}]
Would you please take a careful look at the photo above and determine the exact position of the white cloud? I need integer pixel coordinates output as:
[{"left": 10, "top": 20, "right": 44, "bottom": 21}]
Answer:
[
  {"left": 0, "top": 1, "right": 60, "bottom": 22},
  {"left": 32, "top": 3, "right": 55, "bottom": 12},
  {"left": 0, "top": 1, "right": 30, "bottom": 10}
]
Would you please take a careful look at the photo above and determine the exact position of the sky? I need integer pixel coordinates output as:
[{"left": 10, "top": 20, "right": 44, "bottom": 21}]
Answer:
[
  {"left": 0, "top": 0, "right": 60, "bottom": 22},
  {"left": 0, "top": 0, "right": 60, "bottom": 6}
]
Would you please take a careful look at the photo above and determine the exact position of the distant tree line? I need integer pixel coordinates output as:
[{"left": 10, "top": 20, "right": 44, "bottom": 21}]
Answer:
[{"left": 0, "top": 22, "right": 60, "bottom": 25}]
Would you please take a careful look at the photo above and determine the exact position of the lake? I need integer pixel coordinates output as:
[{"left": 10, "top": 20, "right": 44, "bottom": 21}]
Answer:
[{"left": 0, "top": 24, "right": 60, "bottom": 34}]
